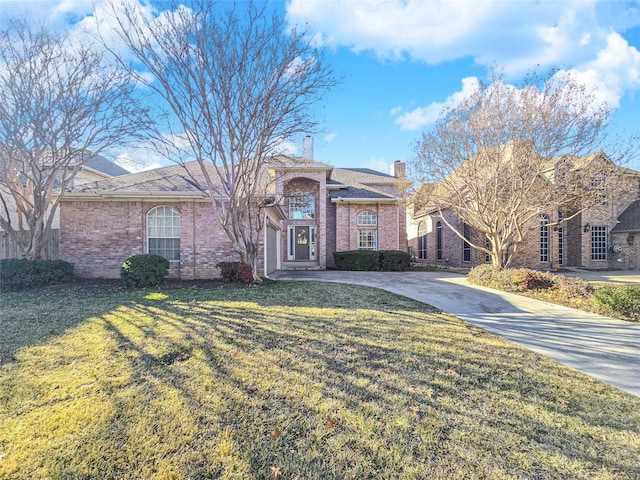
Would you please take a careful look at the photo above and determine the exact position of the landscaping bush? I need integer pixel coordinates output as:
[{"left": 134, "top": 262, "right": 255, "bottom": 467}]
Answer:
[
  {"left": 552, "top": 274, "right": 594, "bottom": 299},
  {"left": 468, "top": 264, "right": 514, "bottom": 291},
  {"left": 0, "top": 258, "right": 74, "bottom": 291},
  {"left": 334, "top": 250, "right": 411, "bottom": 271},
  {"left": 594, "top": 284, "right": 640, "bottom": 320},
  {"left": 217, "top": 261, "right": 254, "bottom": 284},
  {"left": 379, "top": 250, "right": 411, "bottom": 271},
  {"left": 334, "top": 250, "right": 379, "bottom": 271},
  {"left": 467, "top": 264, "right": 497, "bottom": 286},
  {"left": 468, "top": 265, "right": 593, "bottom": 299},
  {"left": 510, "top": 268, "right": 555, "bottom": 291},
  {"left": 120, "top": 254, "right": 169, "bottom": 288}
]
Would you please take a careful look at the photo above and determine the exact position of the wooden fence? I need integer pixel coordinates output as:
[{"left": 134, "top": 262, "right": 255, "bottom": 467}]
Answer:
[{"left": 0, "top": 229, "right": 59, "bottom": 260}]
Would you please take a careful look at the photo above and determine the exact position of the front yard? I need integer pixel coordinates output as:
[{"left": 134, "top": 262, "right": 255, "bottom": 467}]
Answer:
[{"left": 1, "top": 282, "right": 639, "bottom": 479}]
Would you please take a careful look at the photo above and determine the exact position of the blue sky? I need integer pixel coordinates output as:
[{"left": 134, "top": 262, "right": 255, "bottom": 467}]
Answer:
[{"left": 2, "top": 0, "right": 640, "bottom": 173}]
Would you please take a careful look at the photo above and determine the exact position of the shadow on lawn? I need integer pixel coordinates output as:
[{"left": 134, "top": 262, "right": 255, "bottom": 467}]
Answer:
[{"left": 2, "top": 281, "right": 640, "bottom": 479}]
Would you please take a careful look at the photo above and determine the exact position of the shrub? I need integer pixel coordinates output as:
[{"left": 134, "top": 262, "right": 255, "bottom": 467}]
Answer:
[
  {"left": 120, "top": 254, "right": 169, "bottom": 288},
  {"left": 217, "top": 261, "right": 240, "bottom": 282},
  {"left": 468, "top": 266, "right": 593, "bottom": 298},
  {"left": 552, "top": 274, "right": 594, "bottom": 299},
  {"left": 0, "top": 258, "right": 74, "bottom": 291},
  {"left": 467, "top": 264, "right": 497, "bottom": 286},
  {"left": 379, "top": 250, "right": 411, "bottom": 271},
  {"left": 468, "top": 265, "right": 514, "bottom": 291},
  {"left": 593, "top": 284, "right": 640, "bottom": 320},
  {"left": 510, "top": 268, "right": 554, "bottom": 291},
  {"left": 334, "top": 250, "right": 379, "bottom": 271},
  {"left": 333, "top": 250, "right": 411, "bottom": 271},
  {"left": 217, "top": 261, "right": 254, "bottom": 284}
]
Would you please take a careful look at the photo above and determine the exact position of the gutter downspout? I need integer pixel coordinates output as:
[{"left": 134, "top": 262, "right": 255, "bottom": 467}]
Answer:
[{"left": 263, "top": 210, "right": 268, "bottom": 279}]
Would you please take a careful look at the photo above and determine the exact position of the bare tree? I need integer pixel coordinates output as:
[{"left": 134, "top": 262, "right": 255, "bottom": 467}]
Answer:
[
  {"left": 104, "top": 0, "right": 336, "bottom": 279},
  {"left": 410, "top": 69, "right": 631, "bottom": 269},
  {"left": 0, "top": 19, "right": 152, "bottom": 260}
]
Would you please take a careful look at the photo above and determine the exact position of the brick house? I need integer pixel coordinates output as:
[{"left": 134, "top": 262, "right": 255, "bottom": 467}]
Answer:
[
  {"left": 59, "top": 150, "right": 407, "bottom": 279},
  {"left": 408, "top": 152, "right": 640, "bottom": 270},
  {"left": 1, "top": 154, "right": 129, "bottom": 259}
]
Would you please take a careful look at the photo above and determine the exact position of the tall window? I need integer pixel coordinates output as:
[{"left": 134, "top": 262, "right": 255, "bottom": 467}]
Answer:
[
  {"left": 558, "top": 211, "right": 565, "bottom": 266},
  {"left": 289, "top": 194, "right": 315, "bottom": 219},
  {"left": 539, "top": 214, "right": 549, "bottom": 262},
  {"left": 485, "top": 236, "right": 492, "bottom": 263},
  {"left": 418, "top": 220, "right": 427, "bottom": 259},
  {"left": 462, "top": 223, "right": 471, "bottom": 262},
  {"left": 591, "top": 226, "right": 607, "bottom": 261},
  {"left": 147, "top": 206, "right": 180, "bottom": 261},
  {"left": 436, "top": 221, "right": 443, "bottom": 260},
  {"left": 358, "top": 210, "right": 377, "bottom": 250}
]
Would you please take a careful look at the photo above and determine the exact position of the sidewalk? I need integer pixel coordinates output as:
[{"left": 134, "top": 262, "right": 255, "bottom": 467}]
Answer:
[{"left": 272, "top": 270, "right": 640, "bottom": 397}]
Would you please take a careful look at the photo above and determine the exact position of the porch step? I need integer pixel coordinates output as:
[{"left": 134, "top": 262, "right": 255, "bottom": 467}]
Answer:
[{"left": 281, "top": 261, "right": 321, "bottom": 270}]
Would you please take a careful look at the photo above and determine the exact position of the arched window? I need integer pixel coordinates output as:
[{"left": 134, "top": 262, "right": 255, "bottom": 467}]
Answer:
[
  {"left": 418, "top": 220, "right": 427, "bottom": 260},
  {"left": 289, "top": 194, "right": 315, "bottom": 219},
  {"left": 539, "top": 214, "right": 549, "bottom": 262},
  {"left": 357, "top": 210, "right": 377, "bottom": 226},
  {"left": 147, "top": 206, "right": 180, "bottom": 261},
  {"left": 357, "top": 210, "right": 377, "bottom": 250},
  {"left": 436, "top": 221, "right": 442, "bottom": 260}
]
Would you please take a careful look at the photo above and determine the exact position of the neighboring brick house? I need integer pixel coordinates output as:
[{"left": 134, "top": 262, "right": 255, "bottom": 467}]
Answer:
[
  {"left": 0, "top": 153, "right": 129, "bottom": 259},
  {"left": 59, "top": 151, "right": 407, "bottom": 279},
  {"left": 408, "top": 152, "right": 640, "bottom": 270}
]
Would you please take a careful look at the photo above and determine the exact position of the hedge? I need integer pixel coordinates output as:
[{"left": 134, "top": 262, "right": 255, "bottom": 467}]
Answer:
[
  {"left": 333, "top": 250, "right": 411, "bottom": 271},
  {"left": 0, "top": 258, "right": 74, "bottom": 291},
  {"left": 468, "top": 264, "right": 593, "bottom": 298}
]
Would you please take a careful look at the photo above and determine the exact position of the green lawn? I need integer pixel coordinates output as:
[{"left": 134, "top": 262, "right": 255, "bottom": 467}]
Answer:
[{"left": 1, "top": 281, "right": 639, "bottom": 479}]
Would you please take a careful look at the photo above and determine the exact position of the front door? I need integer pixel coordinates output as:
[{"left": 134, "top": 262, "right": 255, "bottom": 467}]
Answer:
[{"left": 295, "top": 226, "right": 310, "bottom": 260}]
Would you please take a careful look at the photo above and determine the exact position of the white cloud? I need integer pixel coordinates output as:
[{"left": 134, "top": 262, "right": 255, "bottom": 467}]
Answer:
[
  {"left": 389, "top": 106, "right": 402, "bottom": 116},
  {"left": 115, "top": 153, "right": 162, "bottom": 173},
  {"left": 286, "top": 0, "right": 640, "bottom": 95},
  {"left": 394, "top": 77, "right": 481, "bottom": 131},
  {"left": 553, "top": 33, "right": 640, "bottom": 109},
  {"left": 324, "top": 132, "right": 337, "bottom": 144},
  {"left": 286, "top": 0, "right": 609, "bottom": 68},
  {"left": 363, "top": 156, "right": 389, "bottom": 174},
  {"left": 287, "top": 0, "right": 493, "bottom": 63}
]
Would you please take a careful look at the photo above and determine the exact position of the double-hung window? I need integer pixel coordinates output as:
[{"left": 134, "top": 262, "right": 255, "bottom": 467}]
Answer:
[
  {"left": 147, "top": 206, "right": 180, "bottom": 261},
  {"left": 357, "top": 210, "right": 377, "bottom": 250}
]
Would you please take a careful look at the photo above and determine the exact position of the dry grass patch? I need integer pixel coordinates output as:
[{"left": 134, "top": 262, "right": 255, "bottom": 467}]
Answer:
[{"left": 1, "top": 282, "right": 639, "bottom": 479}]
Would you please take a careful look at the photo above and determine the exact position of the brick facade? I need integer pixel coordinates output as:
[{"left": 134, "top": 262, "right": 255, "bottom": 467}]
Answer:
[
  {"left": 408, "top": 160, "right": 640, "bottom": 270},
  {"left": 335, "top": 203, "right": 406, "bottom": 252},
  {"left": 60, "top": 199, "right": 249, "bottom": 279},
  {"left": 59, "top": 158, "right": 408, "bottom": 278}
]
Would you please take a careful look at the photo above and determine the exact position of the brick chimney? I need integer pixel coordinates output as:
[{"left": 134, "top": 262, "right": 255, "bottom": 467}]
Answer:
[
  {"left": 390, "top": 160, "right": 406, "bottom": 178},
  {"left": 303, "top": 135, "right": 314, "bottom": 160}
]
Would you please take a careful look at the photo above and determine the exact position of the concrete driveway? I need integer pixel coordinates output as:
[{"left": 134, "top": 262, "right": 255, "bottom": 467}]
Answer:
[{"left": 272, "top": 270, "right": 640, "bottom": 398}]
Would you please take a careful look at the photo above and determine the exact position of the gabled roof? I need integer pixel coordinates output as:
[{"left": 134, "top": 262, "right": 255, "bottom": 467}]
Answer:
[
  {"left": 269, "top": 156, "right": 333, "bottom": 172},
  {"left": 82, "top": 154, "right": 130, "bottom": 177},
  {"left": 64, "top": 162, "right": 209, "bottom": 198},
  {"left": 331, "top": 167, "right": 397, "bottom": 186},
  {"left": 62, "top": 157, "right": 402, "bottom": 203},
  {"left": 611, "top": 200, "right": 640, "bottom": 233}
]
